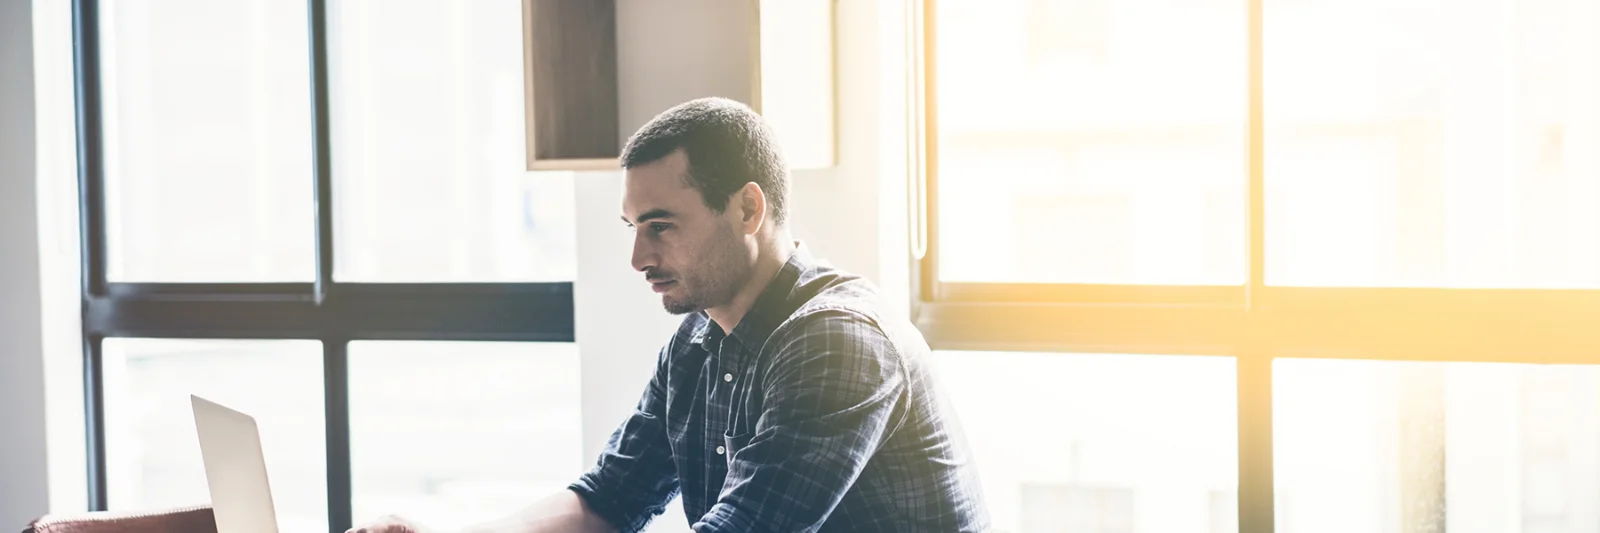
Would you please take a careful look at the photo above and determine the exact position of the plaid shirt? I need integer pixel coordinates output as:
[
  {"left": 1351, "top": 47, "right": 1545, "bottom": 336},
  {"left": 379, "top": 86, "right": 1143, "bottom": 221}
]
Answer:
[{"left": 569, "top": 245, "right": 990, "bottom": 532}]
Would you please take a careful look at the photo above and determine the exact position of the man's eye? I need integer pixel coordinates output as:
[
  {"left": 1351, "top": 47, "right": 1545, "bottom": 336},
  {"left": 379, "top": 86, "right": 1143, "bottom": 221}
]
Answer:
[{"left": 649, "top": 223, "right": 671, "bottom": 233}]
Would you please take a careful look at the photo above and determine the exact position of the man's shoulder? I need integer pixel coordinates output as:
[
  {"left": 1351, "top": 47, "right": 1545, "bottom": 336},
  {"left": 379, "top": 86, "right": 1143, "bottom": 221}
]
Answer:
[
  {"left": 771, "top": 264, "right": 916, "bottom": 354},
  {"left": 782, "top": 266, "right": 887, "bottom": 331},
  {"left": 792, "top": 262, "right": 882, "bottom": 312}
]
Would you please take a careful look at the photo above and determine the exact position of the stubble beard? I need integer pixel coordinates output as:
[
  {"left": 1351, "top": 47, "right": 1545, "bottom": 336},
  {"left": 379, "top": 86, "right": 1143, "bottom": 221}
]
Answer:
[{"left": 661, "top": 224, "right": 751, "bottom": 315}]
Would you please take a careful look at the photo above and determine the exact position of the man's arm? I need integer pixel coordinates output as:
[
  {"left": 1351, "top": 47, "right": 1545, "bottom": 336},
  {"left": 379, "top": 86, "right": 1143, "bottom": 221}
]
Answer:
[
  {"left": 692, "top": 310, "right": 907, "bottom": 532},
  {"left": 565, "top": 344, "right": 683, "bottom": 532}
]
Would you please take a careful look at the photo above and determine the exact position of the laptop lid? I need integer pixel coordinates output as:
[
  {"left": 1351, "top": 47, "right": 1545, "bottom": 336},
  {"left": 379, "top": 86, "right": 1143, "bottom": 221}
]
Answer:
[{"left": 191, "top": 395, "right": 281, "bottom": 533}]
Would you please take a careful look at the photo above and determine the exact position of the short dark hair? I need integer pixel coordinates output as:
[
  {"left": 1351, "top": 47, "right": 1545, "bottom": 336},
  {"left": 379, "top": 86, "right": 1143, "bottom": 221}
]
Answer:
[{"left": 620, "top": 97, "right": 790, "bottom": 225}]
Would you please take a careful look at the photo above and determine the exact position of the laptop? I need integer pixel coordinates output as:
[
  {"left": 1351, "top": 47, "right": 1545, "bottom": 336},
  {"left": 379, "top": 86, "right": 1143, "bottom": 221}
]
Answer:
[{"left": 191, "top": 394, "right": 282, "bottom": 533}]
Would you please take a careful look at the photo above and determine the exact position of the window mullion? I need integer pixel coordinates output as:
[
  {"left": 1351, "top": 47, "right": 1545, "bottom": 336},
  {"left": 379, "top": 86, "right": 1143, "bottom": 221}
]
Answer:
[
  {"left": 307, "top": 0, "right": 335, "bottom": 306},
  {"left": 70, "top": 0, "right": 110, "bottom": 511},
  {"left": 322, "top": 338, "right": 352, "bottom": 533},
  {"left": 1242, "top": 0, "right": 1273, "bottom": 529},
  {"left": 1247, "top": 0, "right": 1265, "bottom": 305},
  {"left": 1238, "top": 354, "right": 1275, "bottom": 533}
]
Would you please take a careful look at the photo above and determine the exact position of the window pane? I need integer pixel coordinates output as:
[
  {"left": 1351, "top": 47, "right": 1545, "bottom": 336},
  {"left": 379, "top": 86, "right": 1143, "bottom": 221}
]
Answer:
[
  {"left": 1274, "top": 359, "right": 1600, "bottom": 533},
  {"left": 103, "top": 339, "right": 326, "bottom": 532},
  {"left": 1265, "top": 0, "right": 1600, "bottom": 288},
  {"left": 100, "top": 0, "right": 315, "bottom": 282},
  {"left": 934, "top": 0, "right": 1246, "bottom": 285},
  {"left": 349, "top": 341, "right": 582, "bottom": 531},
  {"left": 931, "top": 352, "right": 1238, "bottom": 533},
  {"left": 329, "top": 0, "right": 577, "bottom": 283}
]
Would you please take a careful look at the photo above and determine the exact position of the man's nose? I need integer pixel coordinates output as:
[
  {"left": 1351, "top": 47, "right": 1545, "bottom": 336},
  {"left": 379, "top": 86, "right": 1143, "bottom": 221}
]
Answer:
[{"left": 630, "top": 232, "right": 656, "bottom": 272}]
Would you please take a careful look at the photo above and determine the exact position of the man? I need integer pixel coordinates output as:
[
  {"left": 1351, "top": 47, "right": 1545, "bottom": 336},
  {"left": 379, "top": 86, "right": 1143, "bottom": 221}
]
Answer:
[{"left": 352, "top": 98, "right": 989, "bottom": 532}]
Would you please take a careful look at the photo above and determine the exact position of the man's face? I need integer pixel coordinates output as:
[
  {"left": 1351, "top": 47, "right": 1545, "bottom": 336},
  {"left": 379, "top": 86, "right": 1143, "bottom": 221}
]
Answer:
[{"left": 622, "top": 149, "right": 753, "bottom": 315}]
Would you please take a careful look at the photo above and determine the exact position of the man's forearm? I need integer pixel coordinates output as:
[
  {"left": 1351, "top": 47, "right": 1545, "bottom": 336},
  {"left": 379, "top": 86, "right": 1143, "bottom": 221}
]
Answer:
[{"left": 457, "top": 489, "right": 616, "bottom": 533}]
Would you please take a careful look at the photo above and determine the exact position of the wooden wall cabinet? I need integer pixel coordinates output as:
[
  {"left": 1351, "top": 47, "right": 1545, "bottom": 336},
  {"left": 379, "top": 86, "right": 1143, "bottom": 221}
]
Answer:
[
  {"left": 521, "top": 0, "right": 835, "bottom": 172},
  {"left": 521, "top": 0, "right": 620, "bottom": 171}
]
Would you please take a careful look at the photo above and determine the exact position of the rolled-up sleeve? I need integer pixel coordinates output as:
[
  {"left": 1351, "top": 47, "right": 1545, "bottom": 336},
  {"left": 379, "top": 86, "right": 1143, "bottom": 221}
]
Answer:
[
  {"left": 569, "top": 347, "right": 681, "bottom": 533},
  {"left": 693, "top": 309, "right": 907, "bottom": 533}
]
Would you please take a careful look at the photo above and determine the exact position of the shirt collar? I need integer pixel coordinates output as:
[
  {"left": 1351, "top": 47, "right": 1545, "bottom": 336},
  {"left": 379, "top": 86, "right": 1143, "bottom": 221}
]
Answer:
[{"left": 689, "top": 242, "right": 817, "bottom": 352}]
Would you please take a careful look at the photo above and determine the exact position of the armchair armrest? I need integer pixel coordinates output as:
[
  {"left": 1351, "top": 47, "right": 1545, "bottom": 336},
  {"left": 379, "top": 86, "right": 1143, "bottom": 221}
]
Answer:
[{"left": 24, "top": 506, "right": 216, "bottom": 533}]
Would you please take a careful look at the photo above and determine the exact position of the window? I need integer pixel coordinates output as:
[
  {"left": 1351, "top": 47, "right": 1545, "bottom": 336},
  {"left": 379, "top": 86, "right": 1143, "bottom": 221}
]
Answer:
[
  {"left": 930, "top": 0, "right": 1245, "bottom": 287},
  {"left": 71, "top": 1, "right": 577, "bottom": 531},
  {"left": 327, "top": 0, "right": 575, "bottom": 283},
  {"left": 1264, "top": 0, "right": 1600, "bottom": 289},
  {"left": 930, "top": 352, "right": 1236, "bottom": 533},
  {"left": 102, "top": 339, "right": 327, "bottom": 532},
  {"left": 915, "top": 0, "right": 1600, "bottom": 532},
  {"left": 98, "top": 0, "right": 315, "bottom": 283},
  {"left": 347, "top": 341, "right": 582, "bottom": 531},
  {"left": 1274, "top": 360, "right": 1600, "bottom": 533}
]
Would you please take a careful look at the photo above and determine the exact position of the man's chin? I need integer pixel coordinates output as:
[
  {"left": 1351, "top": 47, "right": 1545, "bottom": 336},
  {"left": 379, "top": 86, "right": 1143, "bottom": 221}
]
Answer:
[{"left": 661, "top": 296, "right": 699, "bottom": 315}]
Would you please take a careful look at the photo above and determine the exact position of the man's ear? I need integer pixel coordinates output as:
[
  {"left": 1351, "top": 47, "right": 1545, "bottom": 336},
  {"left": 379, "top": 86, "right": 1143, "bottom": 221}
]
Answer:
[{"left": 737, "top": 182, "right": 767, "bottom": 235}]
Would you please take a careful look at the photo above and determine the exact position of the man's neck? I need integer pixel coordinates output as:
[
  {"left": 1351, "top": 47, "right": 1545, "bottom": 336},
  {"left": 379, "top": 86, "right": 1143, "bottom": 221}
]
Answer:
[{"left": 706, "top": 235, "right": 796, "bottom": 335}]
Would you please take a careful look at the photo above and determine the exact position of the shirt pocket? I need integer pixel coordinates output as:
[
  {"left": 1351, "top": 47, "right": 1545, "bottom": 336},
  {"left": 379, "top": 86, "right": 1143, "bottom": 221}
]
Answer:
[{"left": 722, "top": 430, "right": 752, "bottom": 463}]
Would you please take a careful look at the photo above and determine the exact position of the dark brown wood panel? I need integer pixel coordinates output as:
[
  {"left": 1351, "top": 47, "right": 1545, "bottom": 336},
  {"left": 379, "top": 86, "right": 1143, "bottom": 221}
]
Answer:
[{"left": 523, "top": 0, "right": 620, "bottom": 168}]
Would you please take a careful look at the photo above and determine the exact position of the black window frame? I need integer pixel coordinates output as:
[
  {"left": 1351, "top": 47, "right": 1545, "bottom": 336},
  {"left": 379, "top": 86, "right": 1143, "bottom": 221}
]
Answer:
[
  {"left": 908, "top": 0, "right": 1600, "bottom": 532},
  {"left": 69, "top": 2, "right": 575, "bottom": 531}
]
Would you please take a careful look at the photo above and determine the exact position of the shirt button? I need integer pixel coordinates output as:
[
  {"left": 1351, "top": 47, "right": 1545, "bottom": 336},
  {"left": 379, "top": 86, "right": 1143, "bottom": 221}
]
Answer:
[
  {"left": 716, "top": 446, "right": 726, "bottom": 455},
  {"left": 723, "top": 373, "right": 734, "bottom": 382}
]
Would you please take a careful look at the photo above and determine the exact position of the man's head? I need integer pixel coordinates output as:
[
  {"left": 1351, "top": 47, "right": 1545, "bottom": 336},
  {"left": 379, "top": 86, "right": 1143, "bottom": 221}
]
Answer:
[{"left": 620, "top": 97, "right": 791, "bottom": 315}]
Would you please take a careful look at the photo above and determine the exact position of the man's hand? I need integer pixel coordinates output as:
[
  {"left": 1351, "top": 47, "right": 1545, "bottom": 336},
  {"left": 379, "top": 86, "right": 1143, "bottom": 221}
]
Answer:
[{"left": 346, "top": 515, "right": 435, "bottom": 533}]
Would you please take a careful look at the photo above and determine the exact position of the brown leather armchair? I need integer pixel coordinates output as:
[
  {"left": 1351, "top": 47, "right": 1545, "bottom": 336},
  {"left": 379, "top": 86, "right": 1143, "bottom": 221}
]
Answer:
[{"left": 22, "top": 506, "right": 216, "bottom": 533}]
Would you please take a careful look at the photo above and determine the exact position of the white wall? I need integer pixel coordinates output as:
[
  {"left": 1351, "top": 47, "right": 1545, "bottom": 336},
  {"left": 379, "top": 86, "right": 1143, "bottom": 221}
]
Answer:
[
  {"left": 578, "top": 0, "right": 908, "bottom": 461},
  {"left": 0, "top": 0, "right": 52, "bottom": 527},
  {"left": 574, "top": 1, "right": 908, "bottom": 529},
  {"left": 575, "top": 0, "right": 765, "bottom": 468}
]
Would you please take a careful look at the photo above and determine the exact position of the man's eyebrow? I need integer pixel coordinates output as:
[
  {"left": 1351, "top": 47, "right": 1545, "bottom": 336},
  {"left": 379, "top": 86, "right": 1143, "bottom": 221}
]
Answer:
[{"left": 623, "top": 209, "right": 675, "bottom": 225}]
